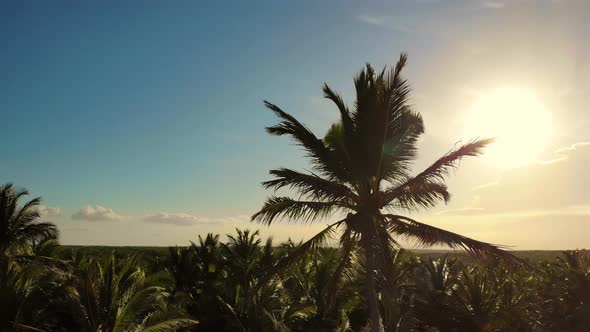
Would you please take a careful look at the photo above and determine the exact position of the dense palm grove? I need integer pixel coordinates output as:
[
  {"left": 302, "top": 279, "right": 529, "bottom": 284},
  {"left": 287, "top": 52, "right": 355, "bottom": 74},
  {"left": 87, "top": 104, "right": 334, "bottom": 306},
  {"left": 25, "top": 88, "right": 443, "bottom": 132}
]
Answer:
[
  {"left": 2, "top": 55, "right": 589, "bottom": 331},
  {"left": 1, "top": 184, "right": 590, "bottom": 331},
  {"left": 2, "top": 209, "right": 590, "bottom": 332}
]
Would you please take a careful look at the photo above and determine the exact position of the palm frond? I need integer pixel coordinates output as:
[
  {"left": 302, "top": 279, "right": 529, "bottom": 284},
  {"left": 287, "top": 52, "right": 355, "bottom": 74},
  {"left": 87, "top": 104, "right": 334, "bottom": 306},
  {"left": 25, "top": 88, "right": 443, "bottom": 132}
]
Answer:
[
  {"left": 140, "top": 318, "right": 199, "bottom": 332},
  {"left": 377, "top": 109, "right": 424, "bottom": 183},
  {"left": 216, "top": 295, "right": 247, "bottom": 332},
  {"left": 324, "top": 228, "right": 358, "bottom": 316},
  {"left": 262, "top": 168, "right": 357, "bottom": 202},
  {"left": 383, "top": 214, "right": 522, "bottom": 264},
  {"left": 384, "top": 138, "right": 492, "bottom": 207},
  {"left": 253, "top": 219, "right": 345, "bottom": 294},
  {"left": 14, "top": 222, "right": 59, "bottom": 246},
  {"left": 251, "top": 196, "right": 347, "bottom": 225},
  {"left": 264, "top": 101, "right": 350, "bottom": 182},
  {"left": 323, "top": 83, "right": 355, "bottom": 144},
  {"left": 383, "top": 181, "right": 450, "bottom": 211},
  {"left": 400, "top": 138, "right": 492, "bottom": 185},
  {"left": 112, "top": 286, "right": 163, "bottom": 332}
]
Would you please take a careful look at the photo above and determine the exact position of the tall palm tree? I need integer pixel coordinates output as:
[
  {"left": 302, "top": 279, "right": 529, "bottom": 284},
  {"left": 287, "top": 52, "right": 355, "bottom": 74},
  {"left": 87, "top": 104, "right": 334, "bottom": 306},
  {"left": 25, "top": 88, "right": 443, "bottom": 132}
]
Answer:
[
  {"left": 252, "top": 53, "right": 516, "bottom": 332},
  {"left": 0, "top": 183, "right": 58, "bottom": 257}
]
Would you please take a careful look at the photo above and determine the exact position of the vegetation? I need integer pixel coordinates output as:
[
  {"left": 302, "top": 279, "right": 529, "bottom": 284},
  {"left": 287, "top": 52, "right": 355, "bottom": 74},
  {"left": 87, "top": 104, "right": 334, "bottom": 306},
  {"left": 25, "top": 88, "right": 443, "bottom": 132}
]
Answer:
[
  {"left": 2, "top": 222, "right": 590, "bottom": 331},
  {"left": 0, "top": 185, "right": 585, "bottom": 332},
  {"left": 1, "top": 56, "right": 587, "bottom": 331}
]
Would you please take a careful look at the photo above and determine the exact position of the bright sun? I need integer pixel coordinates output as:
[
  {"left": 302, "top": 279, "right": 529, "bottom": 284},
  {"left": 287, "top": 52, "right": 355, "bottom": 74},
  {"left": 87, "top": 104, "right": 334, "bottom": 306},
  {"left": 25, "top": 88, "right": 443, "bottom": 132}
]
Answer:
[{"left": 463, "top": 87, "right": 553, "bottom": 169}]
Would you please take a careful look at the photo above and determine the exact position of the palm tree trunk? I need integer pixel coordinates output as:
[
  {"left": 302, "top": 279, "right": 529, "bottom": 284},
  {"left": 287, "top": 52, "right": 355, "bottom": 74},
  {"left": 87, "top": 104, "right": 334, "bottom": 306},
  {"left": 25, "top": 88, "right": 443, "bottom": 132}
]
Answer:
[{"left": 364, "top": 236, "right": 385, "bottom": 332}]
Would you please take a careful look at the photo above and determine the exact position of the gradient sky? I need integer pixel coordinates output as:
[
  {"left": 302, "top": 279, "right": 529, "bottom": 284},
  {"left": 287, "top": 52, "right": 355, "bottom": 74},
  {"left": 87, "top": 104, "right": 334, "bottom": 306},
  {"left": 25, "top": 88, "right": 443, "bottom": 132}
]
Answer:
[{"left": 1, "top": 0, "right": 588, "bottom": 248}]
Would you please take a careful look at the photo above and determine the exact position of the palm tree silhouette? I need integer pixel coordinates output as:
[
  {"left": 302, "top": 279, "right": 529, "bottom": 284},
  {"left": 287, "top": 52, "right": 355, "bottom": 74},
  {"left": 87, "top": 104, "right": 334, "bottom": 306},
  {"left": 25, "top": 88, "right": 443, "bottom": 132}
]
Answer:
[
  {"left": 253, "top": 53, "right": 515, "bottom": 332},
  {"left": 0, "top": 183, "right": 58, "bottom": 257}
]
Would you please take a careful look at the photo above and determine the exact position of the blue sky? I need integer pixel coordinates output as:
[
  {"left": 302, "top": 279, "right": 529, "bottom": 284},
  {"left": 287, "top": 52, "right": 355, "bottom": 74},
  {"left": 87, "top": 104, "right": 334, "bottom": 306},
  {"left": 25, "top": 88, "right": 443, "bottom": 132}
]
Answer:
[{"left": 1, "top": 0, "right": 589, "bottom": 248}]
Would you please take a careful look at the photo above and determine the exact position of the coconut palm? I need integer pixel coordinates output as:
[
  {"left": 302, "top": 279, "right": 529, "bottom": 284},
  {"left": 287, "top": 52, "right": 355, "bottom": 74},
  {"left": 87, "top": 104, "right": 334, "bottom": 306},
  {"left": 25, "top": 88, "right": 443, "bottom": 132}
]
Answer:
[
  {"left": 0, "top": 257, "right": 83, "bottom": 331},
  {"left": 0, "top": 183, "right": 58, "bottom": 257},
  {"left": 74, "top": 253, "right": 198, "bottom": 332},
  {"left": 539, "top": 250, "right": 590, "bottom": 331},
  {"left": 252, "top": 53, "right": 516, "bottom": 332}
]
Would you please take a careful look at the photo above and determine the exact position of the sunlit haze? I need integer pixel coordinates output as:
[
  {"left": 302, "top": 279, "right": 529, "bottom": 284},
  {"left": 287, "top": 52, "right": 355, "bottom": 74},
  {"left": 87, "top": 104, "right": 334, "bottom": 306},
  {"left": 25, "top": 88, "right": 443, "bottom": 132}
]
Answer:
[{"left": 463, "top": 86, "right": 553, "bottom": 169}]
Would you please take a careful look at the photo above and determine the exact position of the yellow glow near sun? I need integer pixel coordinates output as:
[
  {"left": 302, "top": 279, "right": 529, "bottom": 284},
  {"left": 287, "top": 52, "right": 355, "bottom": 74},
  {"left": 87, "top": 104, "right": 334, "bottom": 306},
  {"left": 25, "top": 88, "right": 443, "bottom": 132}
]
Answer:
[{"left": 463, "top": 87, "right": 553, "bottom": 168}]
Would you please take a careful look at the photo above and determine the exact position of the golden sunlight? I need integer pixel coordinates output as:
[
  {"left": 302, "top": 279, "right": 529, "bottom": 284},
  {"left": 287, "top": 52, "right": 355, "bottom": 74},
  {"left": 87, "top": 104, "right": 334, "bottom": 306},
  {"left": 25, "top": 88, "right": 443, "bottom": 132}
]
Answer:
[{"left": 464, "top": 87, "right": 553, "bottom": 168}]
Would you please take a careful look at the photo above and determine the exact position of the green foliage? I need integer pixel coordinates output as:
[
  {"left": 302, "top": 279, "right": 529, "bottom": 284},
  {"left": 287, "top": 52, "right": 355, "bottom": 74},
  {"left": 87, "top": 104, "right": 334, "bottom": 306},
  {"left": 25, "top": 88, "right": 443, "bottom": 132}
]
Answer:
[
  {"left": 0, "top": 183, "right": 58, "bottom": 256},
  {"left": 1, "top": 220, "right": 590, "bottom": 332}
]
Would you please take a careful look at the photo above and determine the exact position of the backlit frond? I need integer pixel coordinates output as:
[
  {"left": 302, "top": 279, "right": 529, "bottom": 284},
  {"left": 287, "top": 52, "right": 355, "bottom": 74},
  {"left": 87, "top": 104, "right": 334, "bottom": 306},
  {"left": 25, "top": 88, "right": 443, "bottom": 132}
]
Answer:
[
  {"left": 384, "top": 214, "right": 521, "bottom": 263},
  {"left": 251, "top": 196, "right": 348, "bottom": 225},
  {"left": 262, "top": 168, "right": 357, "bottom": 202}
]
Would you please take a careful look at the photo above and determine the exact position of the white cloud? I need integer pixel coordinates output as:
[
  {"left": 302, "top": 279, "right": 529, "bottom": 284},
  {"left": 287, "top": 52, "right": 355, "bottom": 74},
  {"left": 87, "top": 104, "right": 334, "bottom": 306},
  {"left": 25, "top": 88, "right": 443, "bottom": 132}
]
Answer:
[
  {"left": 72, "top": 205, "right": 123, "bottom": 221},
  {"left": 143, "top": 212, "right": 206, "bottom": 226},
  {"left": 215, "top": 214, "right": 250, "bottom": 224},
  {"left": 142, "top": 212, "right": 249, "bottom": 226},
  {"left": 483, "top": 1, "right": 505, "bottom": 9},
  {"left": 37, "top": 205, "right": 61, "bottom": 219}
]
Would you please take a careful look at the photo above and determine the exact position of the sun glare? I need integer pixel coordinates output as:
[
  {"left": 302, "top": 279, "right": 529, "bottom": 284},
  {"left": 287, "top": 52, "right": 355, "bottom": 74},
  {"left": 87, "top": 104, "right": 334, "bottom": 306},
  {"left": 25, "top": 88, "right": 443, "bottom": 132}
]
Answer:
[{"left": 463, "top": 87, "right": 553, "bottom": 169}]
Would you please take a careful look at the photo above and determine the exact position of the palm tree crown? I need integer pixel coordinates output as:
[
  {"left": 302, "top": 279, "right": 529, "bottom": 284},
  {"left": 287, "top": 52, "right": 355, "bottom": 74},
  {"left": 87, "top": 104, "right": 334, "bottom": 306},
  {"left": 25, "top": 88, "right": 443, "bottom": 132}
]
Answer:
[
  {"left": 0, "top": 183, "right": 58, "bottom": 256},
  {"left": 252, "top": 53, "right": 515, "bottom": 331}
]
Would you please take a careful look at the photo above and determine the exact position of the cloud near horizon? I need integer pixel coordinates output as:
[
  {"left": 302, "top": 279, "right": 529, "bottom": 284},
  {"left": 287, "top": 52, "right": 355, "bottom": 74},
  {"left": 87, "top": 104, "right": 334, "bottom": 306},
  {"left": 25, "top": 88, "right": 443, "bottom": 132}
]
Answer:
[
  {"left": 70, "top": 204, "right": 250, "bottom": 226},
  {"left": 143, "top": 212, "right": 249, "bottom": 226},
  {"left": 143, "top": 212, "right": 208, "bottom": 226},
  {"left": 72, "top": 205, "right": 123, "bottom": 221}
]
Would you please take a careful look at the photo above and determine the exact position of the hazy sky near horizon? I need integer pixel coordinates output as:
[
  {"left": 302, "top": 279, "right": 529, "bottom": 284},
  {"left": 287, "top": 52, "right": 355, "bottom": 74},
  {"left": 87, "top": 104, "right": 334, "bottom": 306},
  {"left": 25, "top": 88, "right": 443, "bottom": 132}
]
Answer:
[{"left": 1, "top": 0, "right": 588, "bottom": 249}]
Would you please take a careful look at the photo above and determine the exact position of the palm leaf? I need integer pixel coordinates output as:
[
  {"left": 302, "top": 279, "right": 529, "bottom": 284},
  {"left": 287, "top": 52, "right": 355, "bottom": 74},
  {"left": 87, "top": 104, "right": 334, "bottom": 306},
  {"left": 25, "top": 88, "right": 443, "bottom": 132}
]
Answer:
[
  {"left": 112, "top": 286, "right": 163, "bottom": 332},
  {"left": 383, "top": 139, "right": 492, "bottom": 206},
  {"left": 384, "top": 181, "right": 450, "bottom": 211},
  {"left": 263, "top": 168, "right": 357, "bottom": 202},
  {"left": 251, "top": 196, "right": 348, "bottom": 225},
  {"left": 252, "top": 219, "right": 345, "bottom": 295},
  {"left": 140, "top": 318, "right": 199, "bottom": 332},
  {"left": 264, "top": 101, "right": 350, "bottom": 182},
  {"left": 383, "top": 214, "right": 522, "bottom": 264}
]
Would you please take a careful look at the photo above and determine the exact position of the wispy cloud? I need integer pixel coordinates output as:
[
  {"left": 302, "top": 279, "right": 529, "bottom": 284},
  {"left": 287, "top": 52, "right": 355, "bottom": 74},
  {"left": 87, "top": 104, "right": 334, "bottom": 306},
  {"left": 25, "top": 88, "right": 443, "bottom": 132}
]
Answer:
[
  {"left": 540, "top": 141, "right": 590, "bottom": 164},
  {"left": 72, "top": 205, "right": 123, "bottom": 221},
  {"left": 472, "top": 181, "right": 499, "bottom": 191},
  {"left": 437, "top": 206, "right": 590, "bottom": 219},
  {"left": 63, "top": 227, "right": 89, "bottom": 232},
  {"left": 355, "top": 14, "right": 416, "bottom": 33},
  {"left": 483, "top": 1, "right": 506, "bottom": 9},
  {"left": 437, "top": 207, "right": 485, "bottom": 216},
  {"left": 356, "top": 15, "right": 385, "bottom": 26}
]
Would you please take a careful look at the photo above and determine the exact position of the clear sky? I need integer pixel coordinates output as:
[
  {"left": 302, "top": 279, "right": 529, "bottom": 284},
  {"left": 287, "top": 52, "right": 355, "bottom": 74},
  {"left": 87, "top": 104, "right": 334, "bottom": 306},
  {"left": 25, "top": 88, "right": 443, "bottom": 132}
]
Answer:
[{"left": 1, "top": 0, "right": 588, "bottom": 249}]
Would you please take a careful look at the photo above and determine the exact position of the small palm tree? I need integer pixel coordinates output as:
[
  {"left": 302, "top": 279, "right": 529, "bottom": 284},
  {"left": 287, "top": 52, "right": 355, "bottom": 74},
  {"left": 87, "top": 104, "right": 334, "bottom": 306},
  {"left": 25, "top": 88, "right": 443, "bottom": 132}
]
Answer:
[
  {"left": 0, "top": 183, "right": 58, "bottom": 257},
  {"left": 75, "top": 253, "right": 197, "bottom": 332},
  {"left": 252, "top": 53, "right": 516, "bottom": 332},
  {"left": 0, "top": 257, "right": 83, "bottom": 331}
]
